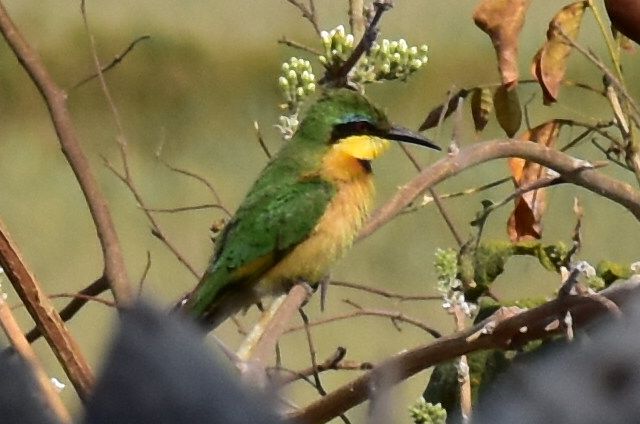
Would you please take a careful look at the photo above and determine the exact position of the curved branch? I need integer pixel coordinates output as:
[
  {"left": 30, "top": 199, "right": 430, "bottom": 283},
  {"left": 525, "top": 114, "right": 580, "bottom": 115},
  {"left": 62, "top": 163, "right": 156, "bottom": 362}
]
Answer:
[
  {"left": 360, "top": 140, "right": 640, "bottom": 240},
  {"left": 289, "top": 279, "right": 640, "bottom": 423},
  {"left": 0, "top": 2, "right": 132, "bottom": 304}
]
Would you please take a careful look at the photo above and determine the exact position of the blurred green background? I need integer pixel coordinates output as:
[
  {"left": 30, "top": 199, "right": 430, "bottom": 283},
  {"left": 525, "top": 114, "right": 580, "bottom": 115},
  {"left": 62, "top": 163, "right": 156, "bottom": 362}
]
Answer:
[{"left": 1, "top": 1, "right": 639, "bottom": 421}]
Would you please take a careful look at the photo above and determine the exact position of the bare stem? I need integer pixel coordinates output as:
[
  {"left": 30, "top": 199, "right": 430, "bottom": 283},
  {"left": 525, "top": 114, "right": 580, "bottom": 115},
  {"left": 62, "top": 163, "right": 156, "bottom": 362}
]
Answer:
[{"left": 0, "top": 0, "right": 133, "bottom": 305}]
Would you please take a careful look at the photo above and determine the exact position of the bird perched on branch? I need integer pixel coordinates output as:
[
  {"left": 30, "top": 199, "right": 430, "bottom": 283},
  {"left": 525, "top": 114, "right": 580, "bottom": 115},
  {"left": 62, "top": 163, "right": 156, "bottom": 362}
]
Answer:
[{"left": 181, "top": 88, "right": 439, "bottom": 329}]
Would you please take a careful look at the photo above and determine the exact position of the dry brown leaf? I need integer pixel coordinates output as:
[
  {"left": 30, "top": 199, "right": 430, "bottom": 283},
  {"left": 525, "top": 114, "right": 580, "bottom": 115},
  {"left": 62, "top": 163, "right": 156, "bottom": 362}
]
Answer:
[
  {"left": 494, "top": 85, "right": 522, "bottom": 137},
  {"left": 532, "top": 1, "right": 588, "bottom": 104},
  {"left": 473, "top": 0, "right": 532, "bottom": 87},
  {"left": 470, "top": 88, "right": 493, "bottom": 133},
  {"left": 507, "top": 121, "right": 562, "bottom": 241},
  {"left": 419, "top": 89, "right": 470, "bottom": 131}
]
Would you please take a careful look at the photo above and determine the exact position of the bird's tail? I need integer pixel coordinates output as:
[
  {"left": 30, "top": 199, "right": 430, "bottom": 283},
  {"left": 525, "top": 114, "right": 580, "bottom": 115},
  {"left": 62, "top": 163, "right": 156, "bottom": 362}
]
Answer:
[{"left": 175, "top": 266, "right": 244, "bottom": 330}]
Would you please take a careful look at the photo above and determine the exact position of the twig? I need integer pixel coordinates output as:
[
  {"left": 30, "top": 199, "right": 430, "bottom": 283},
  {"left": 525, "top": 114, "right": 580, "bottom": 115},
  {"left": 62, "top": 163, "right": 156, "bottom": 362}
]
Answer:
[
  {"left": 285, "top": 0, "right": 321, "bottom": 35},
  {"left": 277, "top": 36, "right": 322, "bottom": 55},
  {"left": 398, "top": 143, "right": 464, "bottom": 247},
  {"left": 299, "top": 308, "right": 325, "bottom": 394},
  {"left": 285, "top": 304, "right": 441, "bottom": 338},
  {"left": 71, "top": 35, "right": 150, "bottom": 90},
  {"left": 471, "top": 174, "right": 564, "bottom": 231},
  {"left": 155, "top": 153, "right": 231, "bottom": 217},
  {"left": 0, "top": 0, "right": 133, "bottom": 305},
  {"left": 103, "top": 159, "right": 201, "bottom": 278},
  {"left": 143, "top": 203, "right": 224, "bottom": 214},
  {"left": 137, "top": 251, "right": 152, "bottom": 294},
  {"left": 254, "top": 121, "right": 273, "bottom": 159},
  {"left": 48, "top": 293, "right": 116, "bottom": 308},
  {"left": 25, "top": 276, "right": 108, "bottom": 343},
  {"left": 556, "top": 26, "right": 640, "bottom": 128},
  {"left": 0, "top": 219, "right": 95, "bottom": 401},
  {"left": 270, "top": 347, "right": 373, "bottom": 386},
  {"left": 330, "top": 280, "right": 440, "bottom": 302},
  {"left": 358, "top": 139, "right": 640, "bottom": 240},
  {"left": 288, "top": 278, "right": 640, "bottom": 423},
  {"left": 0, "top": 295, "right": 72, "bottom": 424}
]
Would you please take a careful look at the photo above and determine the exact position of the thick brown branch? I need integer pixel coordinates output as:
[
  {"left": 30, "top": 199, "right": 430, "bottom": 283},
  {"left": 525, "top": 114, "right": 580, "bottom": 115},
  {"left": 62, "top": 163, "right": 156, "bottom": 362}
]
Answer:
[
  {"left": 289, "top": 279, "right": 638, "bottom": 423},
  {"left": 0, "top": 1, "right": 132, "bottom": 304},
  {"left": 0, "top": 219, "right": 95, "bottom": 401},
  {"left": 360, "top": 140, "right": 640, "bottom": 240}
]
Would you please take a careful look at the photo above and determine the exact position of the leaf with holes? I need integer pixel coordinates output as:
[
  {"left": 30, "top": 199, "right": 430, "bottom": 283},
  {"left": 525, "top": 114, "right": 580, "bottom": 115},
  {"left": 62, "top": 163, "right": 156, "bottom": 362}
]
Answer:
[
  {"left": 473, "top": 0, "right": 532, "bottom": 87},
  {"left": 532, "top": 1, "right": 588, "bottom": 104},
  {"left": 507, "top": 121, "right": 562, "bottom": 241},
  {"left": 471, "top": 88, "right": 494, "bottom": 133},
  {"left": 494, "top": 85, "right": 522, "bottom": 137}
]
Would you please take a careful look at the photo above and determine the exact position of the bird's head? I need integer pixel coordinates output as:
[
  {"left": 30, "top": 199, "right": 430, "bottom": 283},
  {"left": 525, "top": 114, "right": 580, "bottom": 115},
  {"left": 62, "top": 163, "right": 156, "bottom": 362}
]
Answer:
[{"left": 290, "top": 89, "right": 439, "bottom": 176}]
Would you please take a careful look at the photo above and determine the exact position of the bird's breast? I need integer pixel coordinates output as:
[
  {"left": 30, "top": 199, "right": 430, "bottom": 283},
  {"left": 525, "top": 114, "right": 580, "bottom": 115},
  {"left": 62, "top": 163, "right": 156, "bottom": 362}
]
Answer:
[{"left": 260, "top": 171, "right": 374, "bottom": 292}]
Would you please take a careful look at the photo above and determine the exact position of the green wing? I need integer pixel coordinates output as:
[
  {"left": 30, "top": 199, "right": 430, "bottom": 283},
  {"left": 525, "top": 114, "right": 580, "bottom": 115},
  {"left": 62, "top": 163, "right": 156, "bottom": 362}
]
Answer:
[{"left": 189, "top": 176, "right": 335, "bottom": 318}]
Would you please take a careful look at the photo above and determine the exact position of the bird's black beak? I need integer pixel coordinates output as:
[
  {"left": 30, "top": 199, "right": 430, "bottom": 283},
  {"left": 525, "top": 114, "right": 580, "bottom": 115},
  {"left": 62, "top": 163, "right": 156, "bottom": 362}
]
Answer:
[{"left": 385, "top": 126, "right": 440, "bottom": 150}]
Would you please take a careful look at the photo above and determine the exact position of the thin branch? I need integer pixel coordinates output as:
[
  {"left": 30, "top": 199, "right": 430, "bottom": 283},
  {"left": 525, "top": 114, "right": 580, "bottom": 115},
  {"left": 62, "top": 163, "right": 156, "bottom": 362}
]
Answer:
[
  {"left": 285, "top": 303, "right": 441, "bottom": 338},
  {"left": 359, "top": 139, "right": 640, "bottom": 240},
  {"left": 0, "top": 219, "right": 95, "bottom": 401},
  {"left": 0, "top": 0, "right": 133, "bottom": 304},
  {"left": 330, "top": 280, "right": 440, "bottom": 302},
  {"left": 26, "top": 276, "right": 108, "bottom": 344},
  {"left": 103, "top": 159, "right": 200, "bottom": 278},
  {"left": 71, "top": 34, "right": 150, "bottom": 90},
  {"left": 143, "top": 203, "right": 225, "bottom": 214},
  {"left": 155, "top": 153, "right": 231, "bottom": 217},
  {"left": 254, "top": 121, "right": 273, "bottom": 159},
  {"left": 137, "top": 251, "right": 152, "bottom": 295},
  {"left": 277, "top": 36, "right": 322, "bottom": 55},
  {"left": 285, "top": 0, "right": 321, "bottom": 35},
  {"left": 0, "top": 295, "right": 72, "bottom": 424},
  {"left": 270, "top": 347, "right": 373, "bottom": 386},
  {"left": 557, "top": 26, "right": 640, "bottom": 128},
  {"left": 288, "top": 279, "right": 638, "bottom": 423},
  {"left": 48, "top": 293, "right": 116, "bottom": 308}
]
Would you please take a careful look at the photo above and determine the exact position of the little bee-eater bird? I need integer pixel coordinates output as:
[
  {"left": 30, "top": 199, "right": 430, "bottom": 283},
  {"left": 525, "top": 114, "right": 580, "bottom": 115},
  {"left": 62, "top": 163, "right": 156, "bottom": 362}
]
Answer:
[{"left": 182, "top": 88, "right": 439, "bottom": 329}]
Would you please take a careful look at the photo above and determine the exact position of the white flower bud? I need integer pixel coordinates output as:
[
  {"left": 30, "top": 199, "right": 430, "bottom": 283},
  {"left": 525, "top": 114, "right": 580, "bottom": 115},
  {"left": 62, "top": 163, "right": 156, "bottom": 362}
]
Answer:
[
  {"left": 297, "top": 87, "right": 305, "bottom": 97},
  {"left": 420, "top": 44, "right": 429, "bottom": 53},
  {"left": 345, "top": 34, "right": 354, "bottom": 46},
  {"left": 306, "top": 82, "right": 316, "bottom": 92},
  {"left": 278, "top": 76, "right": 289, "bottom": 87},
  {"left": 281, "top": 63, "right": 290, "bottom": 72},
  {"left": 288, "top": 70, "right": 297, "bottom": 80}
]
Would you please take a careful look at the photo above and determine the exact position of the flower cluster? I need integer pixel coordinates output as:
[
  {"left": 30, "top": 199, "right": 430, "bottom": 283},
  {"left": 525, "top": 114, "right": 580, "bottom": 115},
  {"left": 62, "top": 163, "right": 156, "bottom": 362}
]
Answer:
[
  {"left": 434, "top": 248, "right": 476, "bottom": 318},
  {"left": 278, "top": 57, "right": 316, "bottom": 112},
  {"left": 319, "top": 25, "right": 355, "bottom": 67},
  {"left": 355, "top": 38, "right": 429, "bottom": 83},
  {"left": 409, "top": 397, "right": 447, "bottom": 424},
  {"left": 318, "top": 25, "right": 429, "bottom": 83}
]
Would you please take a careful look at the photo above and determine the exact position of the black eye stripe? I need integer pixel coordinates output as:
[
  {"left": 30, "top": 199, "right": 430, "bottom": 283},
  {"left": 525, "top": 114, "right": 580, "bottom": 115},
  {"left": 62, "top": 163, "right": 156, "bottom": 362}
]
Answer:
[{"left": 330, "top": 121, "right": 377, "bottom": 143}]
